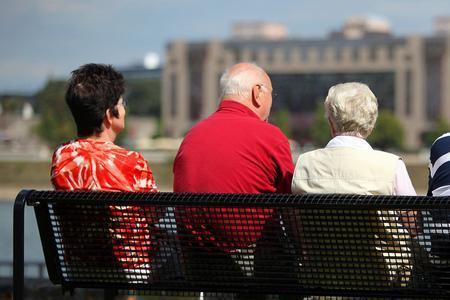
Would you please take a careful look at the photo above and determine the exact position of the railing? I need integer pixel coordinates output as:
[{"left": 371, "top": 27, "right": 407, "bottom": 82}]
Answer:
[{"left": 0, "top": 261, "right": 47, "bottom": 280}]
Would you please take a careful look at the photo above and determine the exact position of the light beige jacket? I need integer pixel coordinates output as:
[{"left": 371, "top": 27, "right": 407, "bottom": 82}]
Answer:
[{"left": 291, "top": 144, "right": 412, "bottom": 286}]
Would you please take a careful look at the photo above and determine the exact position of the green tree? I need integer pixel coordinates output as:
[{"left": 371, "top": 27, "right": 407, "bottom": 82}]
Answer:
[
  {"left": 368, "top": 110, "right": 404, "bottom": 151},
  {"left": 422, "top": 118, "right": 450, "bottom": 147},
  {"left": 0, "top": 95, "right": 27, "bottom": 113},
  {"left": 311, "top": 105, "right": 331, "bottom": 147},
  {"left": 35, "top": 78, "right": 161, "bottom": 148},
  {"left": 271, "top": 107, "right": 292, "bottom": 139},
  {"left": 125, "top": 79, "right": 160, "bottom": 116},
  {"left": 35, "top": 80, "right": 75, "bottom": 147}
]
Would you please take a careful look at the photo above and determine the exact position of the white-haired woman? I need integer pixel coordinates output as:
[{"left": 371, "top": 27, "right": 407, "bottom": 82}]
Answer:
[
  {"left": 290, "top": 82, "right": 417, "bottom": 289},
  {"left": 293, "top": 82, "right": 415, "bottom": 195}
]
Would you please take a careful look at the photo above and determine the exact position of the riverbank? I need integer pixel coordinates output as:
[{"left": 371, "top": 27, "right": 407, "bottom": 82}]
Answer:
[
  {"left": 0, "top": 185, "right": 173, "bottom": 201},
  {"left": 0, "top": 153, "right": 428, "bottom": 201},
  {"left": 0, "top": 185, "right": 51, "bottom": 201},
  {"left": 0, "top": 160, "right": 174, "bottom": 201}
]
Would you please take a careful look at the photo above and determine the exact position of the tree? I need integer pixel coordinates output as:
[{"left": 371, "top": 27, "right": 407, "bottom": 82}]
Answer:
[
  {"left": 310, "top": 105, "right": 331, "bottom": 147},
  {"left": 35, "top": 78, "right": 162, "bottom": 148},
  {"left": 422, "top": 118, "right": 450, "bottom": 147},
  {"left": 125, "top": 79, "right": 161, "bottom": 116},
  {"left": 35, "top": 80, "right": 75, "bottom": 148},
  {"left": 0, "top": 95, "right": 28, "bottom": 114},
  {"left": 270, "top": 107, "right": 292, "bottom": 139},
  {"left": 368, "top": 110, "right": 404, "bottom": 151}
]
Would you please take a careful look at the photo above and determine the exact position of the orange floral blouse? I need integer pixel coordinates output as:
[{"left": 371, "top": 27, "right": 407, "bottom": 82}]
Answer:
[{"left": 51, "top": 139, "right": 159, "bottom": 269}]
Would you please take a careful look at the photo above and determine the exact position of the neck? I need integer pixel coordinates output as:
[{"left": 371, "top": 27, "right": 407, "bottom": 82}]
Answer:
[
  {"left": 222, "top": 97, "right": 264, "bottom": 121},
  {"left": 84, "top": 130, "right": 116, "bottom": 143},
  {"left": 334, "top": 132, "right": 365, "bottom": 139}
]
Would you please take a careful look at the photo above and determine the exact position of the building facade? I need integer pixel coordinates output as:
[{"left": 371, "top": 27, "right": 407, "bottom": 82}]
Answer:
[{"left": 162, "top": 35, "right": 450, "bottom": 150}]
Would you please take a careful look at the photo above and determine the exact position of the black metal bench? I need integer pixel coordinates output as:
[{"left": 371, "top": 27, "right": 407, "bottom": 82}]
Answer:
[{"left": 13, "top": 190, "right": 450, "bottom": 299}]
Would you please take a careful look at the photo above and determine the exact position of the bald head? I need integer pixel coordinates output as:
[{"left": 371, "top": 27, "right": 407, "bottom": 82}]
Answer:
[
  {"left": 219, "top": 62, "right": 273, "bottom": 120},
  {"left": 220, "top": 63, "right": 268, "bottom": 100}
]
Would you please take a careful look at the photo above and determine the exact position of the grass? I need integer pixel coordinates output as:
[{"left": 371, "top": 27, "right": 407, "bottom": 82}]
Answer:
[
  {"left": 0, "top": 160, "right": 174, "bottom": 191},
  {"left": 0, "top": 160, "right": 427, "bottom": 194},
  {"left": 0, "top": 161, "right": 51, "bottom": 185}
]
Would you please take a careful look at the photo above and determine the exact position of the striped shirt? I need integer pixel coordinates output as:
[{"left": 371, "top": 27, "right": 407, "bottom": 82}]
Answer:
[
  {"left": 428, "top": 133, "right": 450, "bottom": 196},
  {"left": 425, "top": 133, "right": 450, "bottom": 261}
]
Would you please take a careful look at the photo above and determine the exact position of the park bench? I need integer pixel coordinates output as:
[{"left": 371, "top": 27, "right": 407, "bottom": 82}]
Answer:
[{"left": 13, "top": 190, "right": 450, "bottom": 299}]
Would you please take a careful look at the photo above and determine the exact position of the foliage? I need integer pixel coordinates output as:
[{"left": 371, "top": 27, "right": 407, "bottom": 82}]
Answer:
[
  {"left": 35, "top": 80, "right": 75, "bottom": 148},
  {"left": 151, "top": 117, "right": 163, "bottom": 139},
  {"left": 0, "top": 95, "right": 28, "bottom": 113},
  {"left": 125, "top": 79, "right": 161, "bottom": 116},
  {"left": 271, "top": 107, "right": 292, "bottom": 139},
  {"left": 35, "top": 77, "right": 161, "bottom": 148},
  {"left": 422, "top": 118, "right": 450, "bottom": 147},
  {"left": 310, "top": 105, "right": 331, "bottom": 147},
  {"left": 368, "top": 110, "right": 404, "bottom": 151}
]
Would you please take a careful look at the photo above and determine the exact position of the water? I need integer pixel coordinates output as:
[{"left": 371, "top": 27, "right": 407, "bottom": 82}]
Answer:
[{"left": 0, "top": 201, "right": 44, "bottom": 262}]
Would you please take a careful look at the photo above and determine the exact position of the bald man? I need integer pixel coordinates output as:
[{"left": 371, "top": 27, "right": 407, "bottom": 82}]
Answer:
[
  {"left": 173, "top": 63, "right": 294, "bottom": 291},
  {"left": 174, "top": 62, "right": 293, "bottom": 193}
]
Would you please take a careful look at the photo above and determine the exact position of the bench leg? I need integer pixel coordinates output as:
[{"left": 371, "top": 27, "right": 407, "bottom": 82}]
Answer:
[{"left": 13, "top": 190, "right": 31, "bottom": 300}]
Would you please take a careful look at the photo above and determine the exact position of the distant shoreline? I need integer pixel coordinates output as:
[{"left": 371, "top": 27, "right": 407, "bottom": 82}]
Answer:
[
  {"left": 0, "top": 185, "right": 173, "bottom": 202},
  {"left": 0, "top": 185, "right": 52, "bottom": 201}
]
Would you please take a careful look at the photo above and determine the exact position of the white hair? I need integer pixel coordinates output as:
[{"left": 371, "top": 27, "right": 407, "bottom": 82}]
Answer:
[
  {"left": 324, "top": 82, "right": 378, "bottom": 138},
  {"left": 219, "top": 63, "right": 266, "bottom": 99}
]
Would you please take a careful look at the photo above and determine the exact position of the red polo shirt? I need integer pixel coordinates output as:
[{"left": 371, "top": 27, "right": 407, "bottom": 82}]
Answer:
[{"left": 173, "top": 100, "right": 294, "bottom": 250}]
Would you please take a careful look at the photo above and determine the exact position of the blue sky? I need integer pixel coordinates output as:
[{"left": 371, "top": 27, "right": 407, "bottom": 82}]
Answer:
[{"left": 1, "top": 0, "right": 450, "bottom": 94}]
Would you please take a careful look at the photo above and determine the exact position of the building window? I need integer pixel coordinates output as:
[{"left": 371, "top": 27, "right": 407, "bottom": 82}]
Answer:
[
  {"left": 270, "top": 72, "right": 395, "bottom": 144},
  {"left": 170, "top": 74, "right": 177, "bottom": 118},
  {"left": 271, "top": 72, "right": 395, "bottom": 113},
  {"left": 405, "top": 71, "right": 412, "bottom": 116},
  {"left": 188, "top": 47, "right": 206, "bottom": 120},
  {"left": 426, "top": 57, "right": 442, "bottom": 120}
]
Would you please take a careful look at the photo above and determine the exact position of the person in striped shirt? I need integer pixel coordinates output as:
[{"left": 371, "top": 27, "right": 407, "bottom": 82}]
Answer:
[
  {"left": 425, "top": 134, "right": 450, "bottom": 288},
  {"left": 428, "top": 133, "right": 450, "bottom": 196}
]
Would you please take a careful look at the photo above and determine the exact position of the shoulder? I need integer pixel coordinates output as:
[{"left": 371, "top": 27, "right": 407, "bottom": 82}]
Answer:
[
  {"left": 181, "top": 117, "right": 213, "bottom": 142},
  {"left": 297, "top": 147, "right": 346, "bottom": 159},
  {"left": 54, "top": 140, "right": 76, "bottom": 152},
  {"left": 430, "top": 133, "right": 450, "bottom": 162},
  {"left": 294, "top": 149, "right": 326, "bottom": 168},
  {"left": 298, "top": 149, "right": 323, "bottom": 159},
  {"left": 297, "top": 148, "right": 399, "bottom": 164},
  {"left": 430, "top": 133, "right": 450, "bottom": 154},
  {"left": 112, "top": 144, "right": 147, "bottom": 163},
  {"left": 52, "top": 140, "right": 77, "bottom": 161},
  {"left": 260, "top": 122, "right": 290, "bottom": 142},
  {"left": 432, "top": 132, "right": 450, "bottom": 147},
  {"left": 372, "top": 149, "right": 400, "bottom": 161}
]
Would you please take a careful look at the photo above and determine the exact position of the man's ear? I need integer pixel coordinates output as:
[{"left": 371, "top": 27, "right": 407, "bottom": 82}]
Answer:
[{"left": 252, "top": 85, "right": 262, "bottom": 108}]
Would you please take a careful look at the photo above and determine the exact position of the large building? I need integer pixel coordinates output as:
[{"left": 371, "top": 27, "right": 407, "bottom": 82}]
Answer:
[{"left": 162, "top": 20, "right": 450, "bottom": 150}]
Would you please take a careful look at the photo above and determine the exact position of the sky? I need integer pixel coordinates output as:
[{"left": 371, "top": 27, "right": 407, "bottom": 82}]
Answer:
[{"left": 1, "top": 0, "right": 450, "bottom": 94}]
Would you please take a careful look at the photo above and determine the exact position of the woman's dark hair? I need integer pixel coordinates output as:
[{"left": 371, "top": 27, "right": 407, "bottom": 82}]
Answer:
[{"left": 65, "top": 63, "right": 125, "bottom": 137}]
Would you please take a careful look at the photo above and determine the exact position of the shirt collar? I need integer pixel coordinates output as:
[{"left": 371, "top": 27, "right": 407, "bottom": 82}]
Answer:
[
  {"left": 326, "top": 135, "right": 373, "bottom": 150},
  {"left": 218, "top": 100, "right": 260, "bottom": 120}
]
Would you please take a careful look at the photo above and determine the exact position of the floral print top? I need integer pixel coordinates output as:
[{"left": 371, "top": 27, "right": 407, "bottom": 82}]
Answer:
[
  {"left": 51, "top": 139, "right": 159, "bottom": 269},
  {"left": 51, "top": 139, "right": 158, "bottom": 192}
]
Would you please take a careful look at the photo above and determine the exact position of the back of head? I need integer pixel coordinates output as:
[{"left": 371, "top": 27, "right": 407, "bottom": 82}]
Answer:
[
  {"left": 219, "top": 62, "right": 267, "bottom": 101},
  {"left": 325, "top": 82, "right": 378, "bottom": 138},
  {"left": 66, "top": 63, "right": 125, "bottom": 137}
]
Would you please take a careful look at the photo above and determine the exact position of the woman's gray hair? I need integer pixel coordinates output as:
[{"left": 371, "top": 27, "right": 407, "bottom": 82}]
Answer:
[
  {"left": 325, "top": 82, "right": 378, "bottom": 138},
  {"left": 219, "top": 63, "right": 266, "bottom": 99}
]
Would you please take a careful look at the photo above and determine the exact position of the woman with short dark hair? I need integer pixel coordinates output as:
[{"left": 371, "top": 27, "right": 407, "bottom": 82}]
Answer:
[{"left": 51, "top": 63, "right": 159, "bottom": 281}]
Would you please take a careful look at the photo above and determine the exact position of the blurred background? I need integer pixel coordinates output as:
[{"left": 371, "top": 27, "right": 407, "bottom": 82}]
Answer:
[{"left": 1, "top": 0, "right": 450, "bottom": 298}]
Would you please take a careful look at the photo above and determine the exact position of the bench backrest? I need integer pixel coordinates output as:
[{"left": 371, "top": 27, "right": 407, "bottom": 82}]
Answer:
[{"left": 18, "top": 191, "right": 450, "bottom": 297}]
